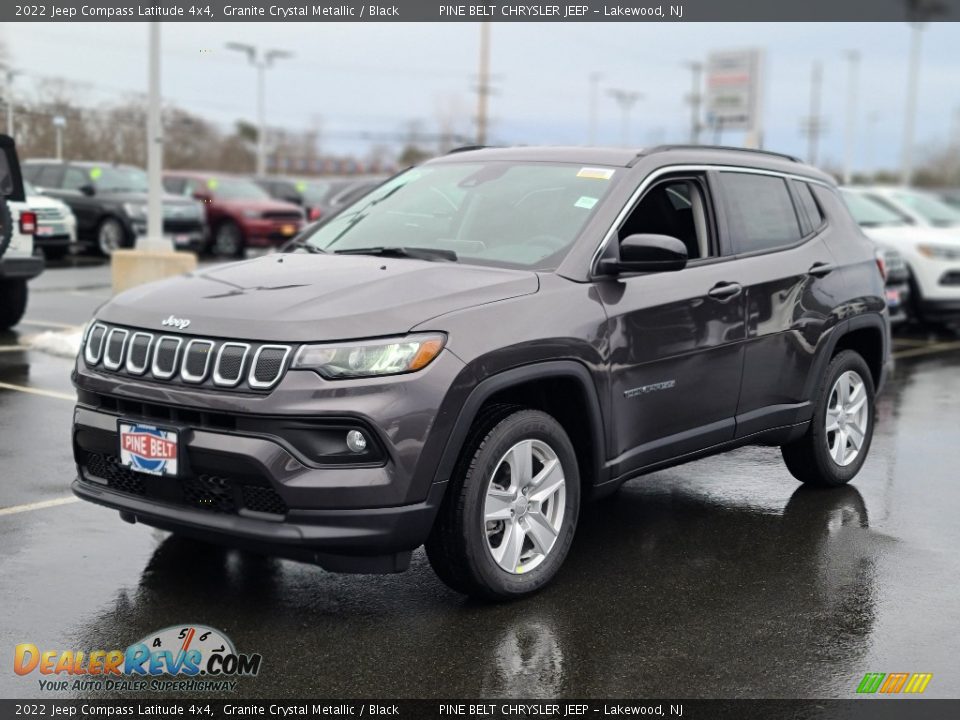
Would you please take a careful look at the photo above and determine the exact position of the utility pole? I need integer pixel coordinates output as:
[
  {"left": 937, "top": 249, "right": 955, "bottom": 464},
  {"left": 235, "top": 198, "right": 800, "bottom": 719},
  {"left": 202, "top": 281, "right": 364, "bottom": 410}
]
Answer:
[
  {"left": 144, "top": 21, "right": 164, "bottom": 251},
  {"left": 901, "top": 23, "right": 925, "bottom": 186},
  {"left": 842, "top": 51, "right": 860, "bottom": 185},
  {"left": 2, "top": 68, "right": 19, "bottom": 137},
  {"left": 225, "top": 42, "right": 293, "bottom": 177},
  {"left": 588, "top": 71, "right": 602, "bottom": 145},
  {"left": 683, "top": 61, "right": 703, "bottom": 144},
  {"left": 864, "top": 111, "right": 880, "bottom": 179},
  {"left": 475, "top": 22, "right": 492, "bottom": 145},
  {"left": 800, "top": 62, "right": 826, "bottom": 167},
  {"left": 52, "top": 116, "right": 66, "bottom": 160},
  {"left": 607, "top": 89, "right": 642, "bottom": 146}
]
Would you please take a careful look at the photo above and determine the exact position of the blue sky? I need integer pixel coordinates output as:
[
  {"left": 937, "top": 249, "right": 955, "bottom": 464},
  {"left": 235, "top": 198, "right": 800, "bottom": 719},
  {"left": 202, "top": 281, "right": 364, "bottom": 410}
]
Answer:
[{"left": 6, "top": 22, "right": 960, "bottom": 171}]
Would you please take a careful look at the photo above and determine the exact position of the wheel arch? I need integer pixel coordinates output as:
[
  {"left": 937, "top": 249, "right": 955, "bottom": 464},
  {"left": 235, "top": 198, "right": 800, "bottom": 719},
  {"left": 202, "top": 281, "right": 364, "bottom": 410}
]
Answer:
[
  {"left": 807, "top": 313, "right": 889, "bottom": 400},
  {"left": 433, "top": 360, "right": 608, "bottom": 498}
]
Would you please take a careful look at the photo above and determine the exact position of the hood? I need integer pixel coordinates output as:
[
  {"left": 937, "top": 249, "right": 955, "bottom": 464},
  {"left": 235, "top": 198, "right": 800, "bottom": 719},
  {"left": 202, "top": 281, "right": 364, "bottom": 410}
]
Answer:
[
  {"left": 215, "top": 198, "right": 303, "bottom": 215},
  {"left": 98, "top": 253, "right": 539, "bottom": 342},
  {"left": 862, "top": 224, "right": 960, "bottom": 245}
]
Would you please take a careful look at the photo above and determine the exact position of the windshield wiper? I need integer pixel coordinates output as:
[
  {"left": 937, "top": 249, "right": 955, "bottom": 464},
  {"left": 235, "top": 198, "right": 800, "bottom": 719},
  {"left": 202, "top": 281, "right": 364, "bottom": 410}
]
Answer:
[
  {"left": 334, "top": 246, "right": 458, "bottom": 262},
  {"left": 285, "top": 240, "right": 326, "bottom": 254}
]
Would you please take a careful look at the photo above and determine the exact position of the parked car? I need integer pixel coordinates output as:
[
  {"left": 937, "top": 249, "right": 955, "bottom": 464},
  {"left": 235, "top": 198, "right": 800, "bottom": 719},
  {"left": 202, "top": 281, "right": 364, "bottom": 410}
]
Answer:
[
  {"left": 254, "top": 176, "right": 355, "bottom": 222},
  {"left": 842, "top": 188, "right": 960, "bottom": 323},
  {"left": 0, "top": 135, "right": 44, "bottom": 330},
  {"left": 934, "top": 188, "right": 960, "bottom": 210},
  {"left": 72, "top": 145, "right": 890, "bottom": 599},
  {"left": 876, "top": 246, "right": 910, "bottom": 325},
  {"left": 851, "top": 185, "right": 960, "bottom": 229},
  {"left": 22, "top": 160, "right": 206, "bottom": 256},
  {"left": 163, "top": 172, "right": 305, "bottom": 257},
  {"left": 25, "top": 179, "right": 76, "bottom": 261},
  {"left": 314, "top": 177, "right": 385, "bottom": 220}
]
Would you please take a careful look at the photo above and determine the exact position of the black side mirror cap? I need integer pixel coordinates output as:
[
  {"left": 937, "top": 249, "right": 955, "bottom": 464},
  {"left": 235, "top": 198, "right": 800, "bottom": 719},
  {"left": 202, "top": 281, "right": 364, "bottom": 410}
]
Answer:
[
  {"left": 79, "top": 183, "right": 96, "bottom": 197},
  {"left": 600, "top": 233, "right": 688, "bottom": 274}
]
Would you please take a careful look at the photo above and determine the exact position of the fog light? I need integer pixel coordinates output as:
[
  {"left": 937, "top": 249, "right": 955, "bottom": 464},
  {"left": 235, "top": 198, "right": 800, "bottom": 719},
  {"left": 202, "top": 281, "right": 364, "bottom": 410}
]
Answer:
[{"left": 346, "top": 430, "right": 367, "bottom": 453}]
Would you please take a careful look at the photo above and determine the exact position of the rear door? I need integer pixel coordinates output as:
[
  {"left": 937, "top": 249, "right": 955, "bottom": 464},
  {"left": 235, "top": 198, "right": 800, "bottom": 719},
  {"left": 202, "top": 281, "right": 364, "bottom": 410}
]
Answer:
[
  {"left": 714, "top": 170, "right": 841, "bottom": 437},
  {"left": 0, "top": 135, "right": 26, "bottom": 202}
]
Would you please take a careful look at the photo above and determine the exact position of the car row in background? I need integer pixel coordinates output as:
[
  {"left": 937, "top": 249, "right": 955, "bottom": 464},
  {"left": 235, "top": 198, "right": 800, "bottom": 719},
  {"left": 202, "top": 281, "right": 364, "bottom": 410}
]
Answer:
[
  {"left": 254, "top": 174, "right": 385, "bottom": 223},
  {"left": 842, "top": 186, "right": 960, "bottom": 325}
]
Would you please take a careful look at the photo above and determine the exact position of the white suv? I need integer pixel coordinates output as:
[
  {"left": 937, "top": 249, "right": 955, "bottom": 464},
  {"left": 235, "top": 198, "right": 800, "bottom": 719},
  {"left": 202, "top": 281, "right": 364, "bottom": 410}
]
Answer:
[
  {"left": 842, "top": 187, "right": 960, "bottom": 323},
  {"left": 1, "top": 135, "right": 45, "bottom": 330}
]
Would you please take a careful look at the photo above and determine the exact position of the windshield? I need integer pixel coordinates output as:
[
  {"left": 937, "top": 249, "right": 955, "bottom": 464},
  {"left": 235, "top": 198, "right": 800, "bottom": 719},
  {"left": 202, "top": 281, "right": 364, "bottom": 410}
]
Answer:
[
  {"left": 91, "top": 166, "right": 148, "bottom": 193},
  {"left": 842, "top": 191, "right": 909, "bottom": 227},
  {"left": 24, "top": 180, "right": 37, "bottom": 196},
  {"left": 299, "top": 162, "right": 619, "bottom": 270},
  {"left": 891, "top": 190, "right": 960, "bottom": 227},
  {"left": 207, "top": 177, "right": 270, "bottom": 200}
]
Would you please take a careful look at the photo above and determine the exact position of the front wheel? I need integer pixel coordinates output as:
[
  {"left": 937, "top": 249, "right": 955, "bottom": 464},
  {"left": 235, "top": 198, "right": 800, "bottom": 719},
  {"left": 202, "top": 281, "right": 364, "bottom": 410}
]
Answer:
[
  {"left": 97, "top": 216, "right": 127, "bottom": 256},
  {"left": 426, "top": 408, "right": 580, "bottom": 600},
  {"left": 781, "top": 350, "right": 876, "bottom": 486},
  {"left": 212, "top": 221, "right": 245, "bottom": 258}
]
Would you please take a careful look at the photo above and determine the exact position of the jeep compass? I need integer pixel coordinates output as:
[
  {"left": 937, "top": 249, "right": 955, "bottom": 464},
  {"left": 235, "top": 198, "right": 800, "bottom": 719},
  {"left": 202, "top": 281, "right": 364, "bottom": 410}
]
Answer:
[{"left": 72, "top": 146, "right": 891, "bottom": 599}]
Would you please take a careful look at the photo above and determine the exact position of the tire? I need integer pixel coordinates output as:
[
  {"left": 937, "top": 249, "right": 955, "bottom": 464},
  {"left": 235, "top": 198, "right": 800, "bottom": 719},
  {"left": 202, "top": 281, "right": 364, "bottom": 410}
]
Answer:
[
  {"left": 781, "top": 350, "right": 876, "bottom": 486},
  {"left": 0, "top": 198, "right": 12, "bottom": 259},
  {"left": 426, "top": 407, "right": 581, "bottom": 600},
  {"left": 0, "top": 279, "right": 28, "bottom": 331},
  {"left": 212, "top": 221, "right": 245, "bottom": 258},
  {"left": 96, "top": 216, "right": 127, "bottom": 256}
]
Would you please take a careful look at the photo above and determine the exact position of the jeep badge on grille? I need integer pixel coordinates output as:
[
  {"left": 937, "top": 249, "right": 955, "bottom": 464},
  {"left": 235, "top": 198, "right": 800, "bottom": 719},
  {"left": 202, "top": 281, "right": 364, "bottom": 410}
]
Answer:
[{"left": 161, "top": 315, "right": 191, "bottom": 330}]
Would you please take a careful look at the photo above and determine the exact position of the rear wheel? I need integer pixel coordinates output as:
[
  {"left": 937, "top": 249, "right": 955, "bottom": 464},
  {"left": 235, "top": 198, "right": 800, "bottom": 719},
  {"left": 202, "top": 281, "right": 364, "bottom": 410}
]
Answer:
[
  {"left": 781, "top": 350, "right": 875, "bottom": 486},
  {"left": 426, "top": 408, "right": 580, "bottom": 600},
  {"left": 0, "top": 279, "right": 28, "bottom": 331},
  {"left": 212, "top": 221, "right": 244, "bottom": 258},
  {"left": 97, "top": 217, "right": 127, "bottom": 256}
]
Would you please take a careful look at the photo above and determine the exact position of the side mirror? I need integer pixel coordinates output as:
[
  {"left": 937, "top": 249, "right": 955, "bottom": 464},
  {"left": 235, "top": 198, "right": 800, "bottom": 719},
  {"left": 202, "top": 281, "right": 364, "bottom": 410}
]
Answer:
[
  {"left": 600, "top": 233, "right": 688, "bottom": 274},
  {"left": 79, "top": 183, "right": 96, "bottom": 197}
]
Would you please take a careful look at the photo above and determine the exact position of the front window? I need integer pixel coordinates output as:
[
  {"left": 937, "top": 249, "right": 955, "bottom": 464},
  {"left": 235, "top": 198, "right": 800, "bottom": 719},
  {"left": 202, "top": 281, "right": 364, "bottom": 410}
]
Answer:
[
  {"left": 88, "top": 166, "right": 149, "bottom": 193},
  {"left": 842, "top": 191, "right": 910, "bottom": 227},
  {"left": 890, "top": 190, "right": 960, "bottom": 227},
  {"left": 206, "top": 177, "right": 271, "bottom": 200},
  {"left": 298, "top": 162, "right": 619, "bottom": 270}
]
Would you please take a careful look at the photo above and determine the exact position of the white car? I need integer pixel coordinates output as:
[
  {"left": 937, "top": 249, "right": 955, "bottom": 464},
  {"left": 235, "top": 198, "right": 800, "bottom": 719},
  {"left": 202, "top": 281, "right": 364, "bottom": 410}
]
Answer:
[
  {"left": 842, "top": 187, "right": 960, "bottom": 323},
  {"left": 25, "top": 179, "right": 76, "bottom": 260},
  {"left": 1, "top": 136, "right": 45, "bottom": 330}
]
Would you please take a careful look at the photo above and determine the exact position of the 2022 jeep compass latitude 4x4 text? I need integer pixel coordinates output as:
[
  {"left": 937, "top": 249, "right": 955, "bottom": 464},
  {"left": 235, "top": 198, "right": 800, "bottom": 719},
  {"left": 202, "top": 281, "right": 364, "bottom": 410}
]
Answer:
[{"left": 72, "top": 146, "right": 890, "bottom": 599}]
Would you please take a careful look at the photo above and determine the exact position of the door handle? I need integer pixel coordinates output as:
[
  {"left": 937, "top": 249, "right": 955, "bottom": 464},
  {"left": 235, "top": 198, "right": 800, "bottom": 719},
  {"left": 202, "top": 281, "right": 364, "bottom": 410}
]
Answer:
[
  {"left": 707, "top": 281, "right": 743, "bottom": 301},
  {"left": 808, "top": 261, "right": 836, "bottom": 278}
]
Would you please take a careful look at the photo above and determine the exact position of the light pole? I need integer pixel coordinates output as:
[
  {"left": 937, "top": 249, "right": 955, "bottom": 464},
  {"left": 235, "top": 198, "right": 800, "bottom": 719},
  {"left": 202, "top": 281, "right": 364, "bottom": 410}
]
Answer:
[
  {"left": 144, "top": 21, "right": 164, "bottom": 251},
  {"left": 842, "top": 50, "right": 860, "bottom": 185},
  {"left": 588, "top": 72, "right": 602, "bottom": 145},
  {"left": 225, "top": 42, "right": 293, "bottom": 177},
  {"left": 475, "top": 22, "right": 492, "bottom": 145},
  {"left": 52, "top": 115, "right": 66, "bottom": 160},
  {"left": 607, "top": 89, "right": 642, "bottom": 146},
  {"left": 2, "top": 68, "right": 19, "bottom": 137},
  {"left": 901, "top": 23, "right": 925, "bottom": 186},
  {"left": 683, "top": 61, "right": 703, "bottom": 144}
]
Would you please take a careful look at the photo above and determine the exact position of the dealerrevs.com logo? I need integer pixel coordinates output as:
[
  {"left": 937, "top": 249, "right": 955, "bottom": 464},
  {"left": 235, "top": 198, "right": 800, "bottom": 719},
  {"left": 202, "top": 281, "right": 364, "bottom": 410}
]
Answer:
[{"left": 14, "top": 625, "right": 262, "bottom": 693}]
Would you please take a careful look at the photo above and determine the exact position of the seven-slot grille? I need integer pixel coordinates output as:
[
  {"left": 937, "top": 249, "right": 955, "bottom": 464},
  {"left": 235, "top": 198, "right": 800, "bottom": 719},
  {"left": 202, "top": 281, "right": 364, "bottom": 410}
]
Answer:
[{"left": 83, "top": 322, "right": 292, "bottom": 391}]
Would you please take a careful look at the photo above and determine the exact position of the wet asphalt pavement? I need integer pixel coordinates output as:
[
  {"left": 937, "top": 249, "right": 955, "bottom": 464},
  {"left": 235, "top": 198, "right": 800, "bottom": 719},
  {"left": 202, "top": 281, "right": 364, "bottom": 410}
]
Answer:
[{"left": 2, "top": 259, "right": 960, "bottom": 700}]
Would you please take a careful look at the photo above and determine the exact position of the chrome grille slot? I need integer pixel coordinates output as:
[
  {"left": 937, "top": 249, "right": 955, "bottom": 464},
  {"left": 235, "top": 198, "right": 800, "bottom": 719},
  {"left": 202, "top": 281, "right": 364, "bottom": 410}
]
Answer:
[
  {"left": 84, "top": 323, "right": 108, "bottom": 365},
  {"left": 249, "top": 345, "right": 291, "bottom": 389},
  {"left": 103, "top": 328, "right": 129, "bottom": 370},
  {"left": 182, "top": 339, "right": 215, "bottom": 383},
  {"left": 152, "top": 336, "right": 182, "bottom": 379},
  {"left": 213, "top": 343, "right": 250, "bottom": 387},
  {"left": 125, "top": 332, "right": 154, "bottom": 376}
]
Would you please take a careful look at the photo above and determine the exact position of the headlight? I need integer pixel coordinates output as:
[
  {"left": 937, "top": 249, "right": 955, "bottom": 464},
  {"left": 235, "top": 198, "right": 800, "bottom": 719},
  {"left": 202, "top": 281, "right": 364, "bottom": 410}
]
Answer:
[
  {"left": 917, "top": 243, "right": 960, "bottom": 260},
  {"left": 242, "top": 209, "right": 260, "bottom": 219},
  {"left": 122, "top": 202, "right": 147, "bottom": 220},
  {"left": 291, "top": 334, "right": 445, "bottom": 379}
]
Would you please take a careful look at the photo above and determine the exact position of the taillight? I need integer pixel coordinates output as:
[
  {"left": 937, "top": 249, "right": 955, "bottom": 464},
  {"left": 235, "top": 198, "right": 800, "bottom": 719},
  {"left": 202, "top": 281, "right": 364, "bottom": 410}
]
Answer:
[
  {"left": 875, "top": 250, "right": 888, "bottom": 282},
  {"left": 19, "top": 211, "right": 37, "bottom": 235},
  {"left": 308, "top": 207, "right": 322, "bottom": 221}
]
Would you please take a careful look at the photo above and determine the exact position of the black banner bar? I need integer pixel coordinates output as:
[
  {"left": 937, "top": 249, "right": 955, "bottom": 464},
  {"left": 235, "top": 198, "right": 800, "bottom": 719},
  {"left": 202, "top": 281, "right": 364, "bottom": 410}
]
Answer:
[
  {"left": 4, "top": 0, "right": 960, "bottom": 23},
  {"left": 2, "top": 700, "right": 960, "bottom": 720}
]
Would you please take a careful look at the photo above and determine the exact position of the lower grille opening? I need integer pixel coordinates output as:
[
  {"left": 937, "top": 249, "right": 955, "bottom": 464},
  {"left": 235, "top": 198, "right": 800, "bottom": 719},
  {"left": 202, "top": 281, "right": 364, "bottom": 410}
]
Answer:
[{"left": 80, "top": 452, "right": 288, "bottom": 517}]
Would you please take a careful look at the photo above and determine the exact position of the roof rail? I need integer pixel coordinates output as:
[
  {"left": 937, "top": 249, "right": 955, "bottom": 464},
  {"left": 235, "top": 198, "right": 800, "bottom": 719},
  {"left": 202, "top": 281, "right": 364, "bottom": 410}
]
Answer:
[
  {"left": 641, "top": 144, "right": 802, "bottom": 163},
  {"left": 446, "top": 145, "right": 488, "bottom": 155}
]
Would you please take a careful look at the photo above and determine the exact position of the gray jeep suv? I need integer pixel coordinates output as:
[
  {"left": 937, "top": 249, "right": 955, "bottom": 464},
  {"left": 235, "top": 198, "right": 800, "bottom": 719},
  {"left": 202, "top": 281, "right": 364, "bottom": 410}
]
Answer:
[{"left": 72, "top": 145, "right": 891, "bottom": 599}]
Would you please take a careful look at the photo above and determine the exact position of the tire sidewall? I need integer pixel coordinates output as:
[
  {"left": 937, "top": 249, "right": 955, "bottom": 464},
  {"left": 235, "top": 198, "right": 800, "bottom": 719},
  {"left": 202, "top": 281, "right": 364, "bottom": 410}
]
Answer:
[
  {"left": 461, "top": 411, "right": 580, "bottom": 598},
  {"left": 214, "top": 222, "right": 244, "bottom": 258},
  {"left": 97, "top": 217, "right": 126, "bottom": 256},
  {"left": 810, "top": 351, "right": 876, "bottom": 484}
]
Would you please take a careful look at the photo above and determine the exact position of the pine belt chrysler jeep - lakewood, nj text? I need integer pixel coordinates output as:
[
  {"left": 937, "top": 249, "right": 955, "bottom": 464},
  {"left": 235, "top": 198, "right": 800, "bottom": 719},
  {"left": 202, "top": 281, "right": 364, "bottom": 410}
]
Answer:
[{"left": 71, "top": 145, "right": 891, "bottom": 599}]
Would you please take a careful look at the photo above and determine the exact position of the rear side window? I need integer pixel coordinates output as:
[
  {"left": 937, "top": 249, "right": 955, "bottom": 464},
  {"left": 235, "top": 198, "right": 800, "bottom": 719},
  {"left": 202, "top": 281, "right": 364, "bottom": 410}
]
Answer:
[
  {"left": 792, "top": 181, "right": 825, "bottom": 235},
  {"left": 718, "top": 172, "right": 802, "bottom": 254},
  {"left": 63, "top": 167, "right": 89, "bottom": 191}
]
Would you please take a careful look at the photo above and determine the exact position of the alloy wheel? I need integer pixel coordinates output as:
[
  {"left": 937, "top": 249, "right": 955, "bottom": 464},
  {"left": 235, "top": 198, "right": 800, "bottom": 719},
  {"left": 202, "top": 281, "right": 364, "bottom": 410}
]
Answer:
[{"left": 825, "top": 370, "right": 870, "bottom": 467}]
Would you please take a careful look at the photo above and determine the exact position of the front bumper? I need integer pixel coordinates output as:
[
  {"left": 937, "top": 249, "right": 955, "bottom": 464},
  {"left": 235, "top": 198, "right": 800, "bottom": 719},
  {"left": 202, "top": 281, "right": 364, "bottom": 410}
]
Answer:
[{"left": 242, "top": 218, "right": 303, "bottom": 247}]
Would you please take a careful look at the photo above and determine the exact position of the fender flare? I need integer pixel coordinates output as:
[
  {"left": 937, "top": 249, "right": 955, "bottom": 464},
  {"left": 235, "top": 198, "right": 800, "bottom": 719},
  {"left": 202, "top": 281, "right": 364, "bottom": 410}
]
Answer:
[
  {"left": 432, "top": 360, "right": 608, "bottom": 489},
  {"left": 802, "top": 312, "right": 889, "bottom": 403}
]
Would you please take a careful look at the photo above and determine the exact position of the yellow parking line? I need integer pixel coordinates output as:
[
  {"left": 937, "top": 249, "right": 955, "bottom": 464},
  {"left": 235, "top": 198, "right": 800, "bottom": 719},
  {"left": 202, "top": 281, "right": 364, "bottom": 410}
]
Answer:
[
  {"left": 0, "top": 496, "right": 79, "bottom": 516},
  {"left": 893, "top": 341, "right": 960, "bottom": 360},
  {"left": 0, "top": 381, "right": 75, "bottom": 401}
]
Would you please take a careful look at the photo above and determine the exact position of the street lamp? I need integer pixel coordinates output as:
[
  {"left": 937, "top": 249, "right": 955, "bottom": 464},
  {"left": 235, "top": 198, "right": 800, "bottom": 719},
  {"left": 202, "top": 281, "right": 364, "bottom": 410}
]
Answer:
[
  {"left": 225, "top": 42, "right": 293, "bottom": 177},
  {"left": 1, "top": 67, "right": 20, "bottom": 137},
  {"left": 52, "top": 115, "right": 66, "bottom": 160},
  {"left": 607, "top": 88, "right": 643, "bottom": 146},
  {"left": 842, "top": 50, "right": 860, "bottom": 185}
]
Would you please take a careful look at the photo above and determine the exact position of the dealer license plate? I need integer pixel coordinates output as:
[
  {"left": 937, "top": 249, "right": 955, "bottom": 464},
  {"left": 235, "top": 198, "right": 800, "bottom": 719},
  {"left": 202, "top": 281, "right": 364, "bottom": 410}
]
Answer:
[{"left": 118, "top": 422, "right": 179, "bottom": 476}]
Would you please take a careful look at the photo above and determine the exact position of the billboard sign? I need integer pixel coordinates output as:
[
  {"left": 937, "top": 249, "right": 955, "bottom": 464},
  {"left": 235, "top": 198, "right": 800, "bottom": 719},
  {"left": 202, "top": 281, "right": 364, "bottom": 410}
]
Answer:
[{"left": 705, "top": 49, "right": 763, "bottom": 132}]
